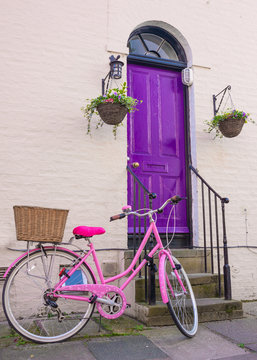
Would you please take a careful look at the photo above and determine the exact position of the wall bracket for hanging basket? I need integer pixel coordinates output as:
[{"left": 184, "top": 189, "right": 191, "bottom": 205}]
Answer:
[
  {"left": 97, "top": 103, "right": 128, "bottom": 125},
  {"left": 213, "top": 85, "right": 231, "bottom": 116}
]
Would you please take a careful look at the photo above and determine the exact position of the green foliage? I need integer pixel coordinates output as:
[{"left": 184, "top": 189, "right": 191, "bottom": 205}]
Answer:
[
  {"left": 81, "top": 82, "right": 142, "bottom": 138},
  {"left": 15, "top": 336, "right": 27, "bottom": 345},
  {"left": 134, "top": 324, "right": 144, "bottom": 331},
  {"left": 93, "top": 316, "right": 145, "bottom": 336},
  {"left": 0, "top": 329, "right": 29, "bottom": 346},
  {"left": 205, "top": 109, "right": 253, "bottom": 138}
]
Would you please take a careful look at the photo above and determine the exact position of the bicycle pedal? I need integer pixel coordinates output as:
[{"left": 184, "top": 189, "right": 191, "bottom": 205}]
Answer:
[{"left": 126, "top": 304, "right": 131, "bottom": 309}]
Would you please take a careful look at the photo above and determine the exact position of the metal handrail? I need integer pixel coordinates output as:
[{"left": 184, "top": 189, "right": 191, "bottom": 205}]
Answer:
[
  {"left": 127, "top": 165, "right": 157, "bottom": 199},
  {"left": 127, "top": 165, "right": 157, "bottom": 305},
  {"left": 189, "top": 164, "right": 231, "bottom": 300}
]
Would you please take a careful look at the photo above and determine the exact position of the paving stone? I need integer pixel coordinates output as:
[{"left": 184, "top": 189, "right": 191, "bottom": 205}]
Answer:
[
  {"left": 86, "top": 335, "right": 168, "bottom": 360},
  {"left": 74, "top": 317, "right": 107, "bottom": 337},
  {"left": 205, "top": 318, "right": 257, "bottom": 345},
  {"left": 243, "top": 302, "right": 257, "bottom": 317},
  {"left": 145, "top": 326, "right": 247, "bottom": 360},
  {"left": 0, "top": 321, "right": 12, "bottom": 338},
  {"left": 216, "top": 354, "right": 257, "bottom": 360},
  {"left": 0, "top": 341, "right": 96, "bottom": 360}
]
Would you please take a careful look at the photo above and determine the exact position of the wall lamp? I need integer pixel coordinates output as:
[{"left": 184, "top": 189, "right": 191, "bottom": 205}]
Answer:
[{"left": 102, "top": 55, "right": 124, "bottom": 95}]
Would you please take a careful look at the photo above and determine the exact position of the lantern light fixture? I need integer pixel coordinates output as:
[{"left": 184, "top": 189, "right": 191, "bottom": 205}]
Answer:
[
  {"left": 181, "top": 67, "right": 193, "bottom": 86},
  {"left": 102, "top": 55, "right": 124, "bottom": 95}
]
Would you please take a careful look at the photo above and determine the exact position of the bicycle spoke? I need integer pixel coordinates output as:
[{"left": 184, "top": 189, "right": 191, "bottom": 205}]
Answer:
[{"left": 164, "top": 255, "right": 198, "bottom": 337}]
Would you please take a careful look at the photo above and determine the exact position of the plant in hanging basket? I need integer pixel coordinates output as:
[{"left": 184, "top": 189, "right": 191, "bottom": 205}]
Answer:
[
  {"left": 81, "top": 82, "right": 142, "bottom": 138},
  {"left": 205, "top": 109, "right": 254, "bottom": 138}
]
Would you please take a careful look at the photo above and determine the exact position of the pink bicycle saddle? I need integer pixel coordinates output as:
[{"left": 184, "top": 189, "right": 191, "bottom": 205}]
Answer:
[{"left": 73, "top": 226, "right": 105, "bottom": 238}]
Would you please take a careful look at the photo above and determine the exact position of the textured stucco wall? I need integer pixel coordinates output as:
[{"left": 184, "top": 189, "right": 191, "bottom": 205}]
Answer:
[{"left": 1, "top": 0, "right": 257, "bottom": 300}]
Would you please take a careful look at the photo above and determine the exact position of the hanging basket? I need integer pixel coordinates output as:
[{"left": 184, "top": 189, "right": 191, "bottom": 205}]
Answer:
[
  {"left": 97, "top": 103, "right": 128, "bottom": 125},
  {"left": 218, "top": 117, "right": 245, "bottom": 138}
]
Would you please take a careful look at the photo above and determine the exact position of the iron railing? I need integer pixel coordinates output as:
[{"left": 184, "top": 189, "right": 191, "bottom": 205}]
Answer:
[
  {"left": 127, "top": 165, "right": 157, "bottom": 304},
  {"left": 127, "top": 164, "right": 232, "bottom": 305},
  {"left": 190, "top": 164, "right": 231, "bottom": 300}
]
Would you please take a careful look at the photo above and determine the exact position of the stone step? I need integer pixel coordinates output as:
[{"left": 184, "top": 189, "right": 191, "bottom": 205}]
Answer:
[
  {"left": 135, "top": 298, "right": 243, "bottom": 326},
  {"left": 124, "top": 249, "right": 212, "bottom": 274},
  {"left": 135, "top": 273, "right": 224, "bottom": 302}
]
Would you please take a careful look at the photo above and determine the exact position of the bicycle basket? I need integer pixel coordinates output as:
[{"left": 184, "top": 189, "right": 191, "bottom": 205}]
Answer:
[{"left": 13, "top": 206, "right": 69, "bottom": 243}]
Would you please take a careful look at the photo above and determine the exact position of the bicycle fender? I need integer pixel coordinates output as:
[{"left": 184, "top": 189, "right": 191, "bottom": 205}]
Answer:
[
  {"left": 3, "top": 247, "right": 97, "bottom": 284},
  {"left": 159, "top": 253, "right": 169, "bottom": 304}
]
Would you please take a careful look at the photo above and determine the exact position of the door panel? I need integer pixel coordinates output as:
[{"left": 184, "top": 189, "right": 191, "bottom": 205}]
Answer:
[{"left": 127, "top": 64, "right": 188, "bottom": 234}]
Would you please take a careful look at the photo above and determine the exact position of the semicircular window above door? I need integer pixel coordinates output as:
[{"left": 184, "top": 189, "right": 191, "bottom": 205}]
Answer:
[
  {"left": 129, "top": 33, "right": 179, "bottom": 60},
  {"left": 127, "top": 26, "right": 187, "bottom": 65}
]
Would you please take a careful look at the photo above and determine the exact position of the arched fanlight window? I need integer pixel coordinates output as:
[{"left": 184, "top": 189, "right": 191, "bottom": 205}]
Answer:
[
  {"left": 128, "top": 26, "right": 187, "bottom": 64},
  {"left": 129, "top": 33, "right": 179, "bottom": 60}
]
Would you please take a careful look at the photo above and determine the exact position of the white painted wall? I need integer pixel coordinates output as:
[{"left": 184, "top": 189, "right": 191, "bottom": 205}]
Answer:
[{"left": 1, "top": 0, "right": 257, "bottom": 300}]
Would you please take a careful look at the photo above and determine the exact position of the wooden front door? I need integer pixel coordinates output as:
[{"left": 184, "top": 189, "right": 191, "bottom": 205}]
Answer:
[{"left": 127, "top": 63, "right": 188, "bottom": 234}]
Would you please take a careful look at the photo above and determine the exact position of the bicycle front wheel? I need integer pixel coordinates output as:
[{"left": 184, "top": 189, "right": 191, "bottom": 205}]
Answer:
[
  {"left": 3, "top": 248, "right": 96, "bottom": 343},
  {"left": 164, "top": 255, "right": 198, "bottom": 337}
]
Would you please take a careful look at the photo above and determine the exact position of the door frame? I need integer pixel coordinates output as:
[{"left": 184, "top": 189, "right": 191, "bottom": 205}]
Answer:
[{"left": 127, "top": 26, "right": 194, "bottom": 247}]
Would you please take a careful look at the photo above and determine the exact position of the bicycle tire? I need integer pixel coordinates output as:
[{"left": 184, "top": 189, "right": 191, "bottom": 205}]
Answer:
[
  {"left": 2, "top": 248, "right": 96, "bottom": 343},
  {"left": 164, "top": 255, "right": 198, "bottom": 337}
]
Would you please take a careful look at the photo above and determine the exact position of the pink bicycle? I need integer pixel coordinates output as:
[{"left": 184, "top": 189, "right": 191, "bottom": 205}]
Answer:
[{"left": 2, "top": 195, "right": 198, "bottom": 343}]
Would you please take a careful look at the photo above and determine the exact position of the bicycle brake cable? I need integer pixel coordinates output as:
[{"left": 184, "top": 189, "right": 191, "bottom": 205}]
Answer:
[
  {"left": 165, "top": 205, "right": 176, "bottom": 249},
  {"left": 155, "top": 205, "right": 175, "bottom": 256}
]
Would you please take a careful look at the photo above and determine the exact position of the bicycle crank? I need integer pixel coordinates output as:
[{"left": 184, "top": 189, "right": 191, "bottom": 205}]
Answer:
[
  {"left": 57, "top": 283, "right": 128, "bottom": 319},
  {"left": 96, "top": 290, "right": 127, "bottom": 320}
]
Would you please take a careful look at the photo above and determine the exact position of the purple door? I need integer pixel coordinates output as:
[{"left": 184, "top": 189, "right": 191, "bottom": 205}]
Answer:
[{"left": 127, "top": 64, "right": 188, "bottom": 234}]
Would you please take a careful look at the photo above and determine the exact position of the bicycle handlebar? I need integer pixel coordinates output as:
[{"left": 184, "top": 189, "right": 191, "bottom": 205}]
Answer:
[
  {"left": 110, "top": 195, "right": 185, "bottom": 222},
  {"left": 110, "top": 213, "right": 126, "bottom": 222}
]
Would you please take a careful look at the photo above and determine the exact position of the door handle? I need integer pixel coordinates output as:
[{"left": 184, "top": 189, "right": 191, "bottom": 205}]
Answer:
[{"left": 132, "top": 162, "right": 140, "bottom": 168}]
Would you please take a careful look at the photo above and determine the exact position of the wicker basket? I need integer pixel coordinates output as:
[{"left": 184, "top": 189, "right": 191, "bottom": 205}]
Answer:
[
  {"left": 13, "top": 206, "right": 69, "bottom": 243},
  {"left": 97, "top": 103, "right": 128, "bottom": 125},
  {"left": 218, "top": 117, "right": 245, "bottom": 138}
]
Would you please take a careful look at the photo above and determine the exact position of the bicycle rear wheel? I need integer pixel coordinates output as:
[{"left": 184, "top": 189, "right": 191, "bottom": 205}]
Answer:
[
  {"left": 164, "top": 255, "right": 198, "bottom": 337},
  {"left": 2, "top": 248, "right": 95, "bottom": 343}
]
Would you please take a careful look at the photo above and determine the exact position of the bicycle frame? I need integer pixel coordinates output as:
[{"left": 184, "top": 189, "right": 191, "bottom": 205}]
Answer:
[
  {"left": 51, "top": 220, "right": 186, "bottom": 305},
  {"left": 3, "top": 215, "right": 187, "bottom": 307}
]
